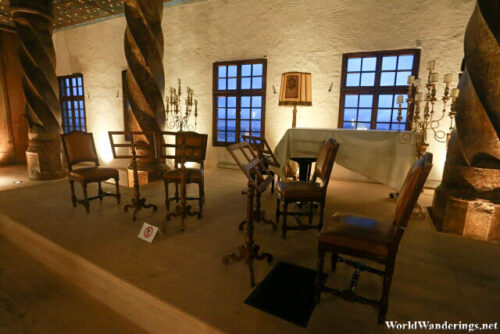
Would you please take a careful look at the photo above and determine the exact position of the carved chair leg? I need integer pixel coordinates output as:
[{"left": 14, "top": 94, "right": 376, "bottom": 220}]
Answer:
[
  {"left": 331, "top": 252, "right": 338, "bottom": 272},
  {"left": 164, "top": 179, "right": 170, "bottom": 211},
  {"left": 98, "top": 182, "right": 103, "bottom": 201},
  {"left": 202, "top": 179, "right": 205, "bottom": 203},
  {"left": 69, "top": 180, "right": 77, "bottom": 207},
  {"left": 114, "top": 177, "right": 121, "bottom": 204},
  {"left": 282, "top": 201, "right": 288, "bottom": 240},
  {"left": 379, "top": 262, "right": 395, "bottom": 324},
  {"left": 82, "top": 182, "right": 89, "bottom": 213},
  {"left": 315, "top": 247, "right": 326, "bottom": 303}
]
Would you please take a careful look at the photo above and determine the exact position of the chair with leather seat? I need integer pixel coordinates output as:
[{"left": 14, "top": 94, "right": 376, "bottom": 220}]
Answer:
[
  {"left": 62, "top": 131, "right": 120, "bottom": 213},
  {"left": 163, "top": 131, "right": 208, "bottom": 216},
  {"left": 315, "top": 152, "right": 433, "bottom": 324},
  {"left": 275, "top": 137, "right": 340, "bottom": 239}
]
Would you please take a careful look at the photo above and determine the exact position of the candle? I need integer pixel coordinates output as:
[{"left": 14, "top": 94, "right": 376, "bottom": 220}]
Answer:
[
  {"left": 407, "top": 75, "right": 415, "bottom": 84},
  {"left": 415, "top": 93, "right": 423, "bottom": 101},
  {"left": 451, "top": 88, "right": 460, "bottom": 98},
  {"left": 414, "top": 78, "right": 421, "bottom": 87},
  {"left": 397, "top": 95, "right": 404, "bottom": 104},
  {"left": 427, "top": 60, "right": 435, "bottom": 70},
  {"left": 431, "top": 73, "right": 439, "bottom": 83},
  {"left": 444, "top": 73, "right": 453, "bottom": 83}
]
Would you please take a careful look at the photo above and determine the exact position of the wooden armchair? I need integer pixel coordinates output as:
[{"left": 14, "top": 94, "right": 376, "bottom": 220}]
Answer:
[
  {"left": 315, "top": 153, "right": 433, "bottom": 323},
  {"left": 162, "top": 131, "right": 208, "bottom": 220},
  {"left": 62, "top": 131, "right": 120, "bottom": 213},
  {"left": 275, "top": 138, "right": 340, "bottom": 239}
]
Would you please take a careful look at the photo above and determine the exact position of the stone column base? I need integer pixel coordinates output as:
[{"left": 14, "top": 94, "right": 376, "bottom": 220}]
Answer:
[
  {"left": 26, "top": 139, "right": 65, "bottom": 180},
  {"left": 431, "top": 185, "right": 500, "bottom": 242}
]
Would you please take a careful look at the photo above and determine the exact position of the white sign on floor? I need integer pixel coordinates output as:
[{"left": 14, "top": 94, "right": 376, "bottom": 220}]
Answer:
[{"left": 138, "top": 223, "right": 159, "bottom": 243}]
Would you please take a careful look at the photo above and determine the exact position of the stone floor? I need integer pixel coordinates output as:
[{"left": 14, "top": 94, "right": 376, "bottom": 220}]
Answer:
[{"left": 0, "top": 165, "right": 498, "bottom": 333}]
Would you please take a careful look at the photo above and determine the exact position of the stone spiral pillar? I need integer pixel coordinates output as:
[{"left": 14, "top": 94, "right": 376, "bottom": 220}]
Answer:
[
  {"left": 124, "top": 0, "right": 165, "bottom": 176},
  {"left": 431, "top": 0, "right": 500, "bottom": 241},
  {"left": 10, "top": 0, "right": 64, "bottom": 180}
]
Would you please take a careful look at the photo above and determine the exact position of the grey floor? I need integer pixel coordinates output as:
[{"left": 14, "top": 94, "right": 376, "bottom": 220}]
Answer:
[{"left": 0, "top": 165, "right": 498, "bottom": 333}]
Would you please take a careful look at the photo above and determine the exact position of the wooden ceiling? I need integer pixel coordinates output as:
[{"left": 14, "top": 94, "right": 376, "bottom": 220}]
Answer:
[{"left": 0, "top": 0, "right": 177, "bottom": 30}]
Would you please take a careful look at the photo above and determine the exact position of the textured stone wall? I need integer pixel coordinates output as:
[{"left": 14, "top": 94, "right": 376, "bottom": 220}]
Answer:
[{"left": 53, "top": 0, "right": 475, "bottom": 182}]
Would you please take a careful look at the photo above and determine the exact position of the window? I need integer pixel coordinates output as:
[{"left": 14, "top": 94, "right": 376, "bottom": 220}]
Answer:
[
  {"left": 338, "top": 49, "right": 420, "bottom": 131},
  {"left": 213, "top": 59, "right": 267, "bottom": 146},
  {"left": 58, "top": 73, "right": 86, "bottom": 133}
]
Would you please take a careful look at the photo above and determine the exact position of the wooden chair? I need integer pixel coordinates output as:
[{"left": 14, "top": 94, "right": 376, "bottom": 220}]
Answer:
[
  {"left": 163, "top": 131, "right": 208, "bottom": 219},
  {"left": 242, "top": 135, "right": 280, "bottom": 193},
  {"left": 275, "top": 138, "right": 340, "bottom": 239},
  {"left": 62, "top": 131, "right": 120, "bottom": 213},
  {"left": 315, "top": 153, "right": 433, "bottom": 323}
]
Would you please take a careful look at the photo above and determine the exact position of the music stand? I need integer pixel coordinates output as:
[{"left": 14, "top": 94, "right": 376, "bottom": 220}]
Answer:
[
  {"left": 158, "top": 131, "right": 201, "bottom": 231},
  {"left": 222, "top": 142, "right": 273, "bottom": 287},
  {"left": 108, "top": 131, "right": 158, "bottom": 221}
]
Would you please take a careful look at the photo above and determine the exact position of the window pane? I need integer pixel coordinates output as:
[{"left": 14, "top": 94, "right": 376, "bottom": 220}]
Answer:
[
  {"left": 396, "top": 71, "right": 412, "bottom": 86},
  {"left": 228, "top": 78, "right": 237, "bottom": 90},
  {"left": 227, "top": 108, "right": 236, "bottom": 119},
  {"left": 357, "top": 122, "right": 370, "bottom": 130},
  {"left": 392, "top": 109, "right": 407, "bottom": 123},
  {"left": 346, "top": 73, "right": 360, "bottom": 87},
  {"left": 217, "top": 108, "right": 225, "bottom": 119},
  {"left": 251, "top": 131, "right": 261, "bottom": 137},
  {"left": 378, "top": 94, "right": 394, "bottom": 108},
  {"left": 362, "top": 57, "right": 376, "bottom": 71},
  {"left": 344, "top": 108, "right": 357, "bottom": 121},
  {"left": 72, "top": 78, "right": 77, "bottom": 86},
  {"left": 79, "top": 101, "right": 84, "bottom": 109},
  {"left": 241, "top": 78, "right": 251, "bottom": 89},
  {"left": 251, "top": 121, "right": 261, "bottom": 132},
  {"left": 253, "top": 64, "right": 263, "bottom": 76},
  {"left": 343, "top": 121, "right": 355, "bottom": 129},
  {"left": 217, "top": 131, "right": 226, "bottom": 142},
  {"left": 347, "top": 58, "right": 361, "bottom": 72},
  {"left": 241, "top": 120, "right": 250, "bottom": 132},
  {"left": 228, "top": 65, "right": 237, "bottom": 77},
  {"left": 398, "top": 55, "right": 414, "bottom": 70},
  {"left": 218, "top": 79, "right": 226, "bottom": 90},
  {"left": 382, "top": 56, "right": 397, "bottom": 70},
  {"left": 377, "top": 109, "right": 392, "bottom": 122},
  {"left": 241, "top": 108, "right": 250, "bottom": 119},
  {"left": 217, "top": 96, "right": 226, "bottom": 107},
  {"left": 376, "top": 123, "right": 390, "bottom": 130},
  {"left": 252, "top": 77, "right": 262, "bottom": 89},
  {"left": 380, "top": 72, "right": 395, "bottom": 86},
  {"left": 252, "top": 96, "right": 262, "bottom": 107},
  {"left": 251, "top": 109, "right": 261, "bottom": 119},
  {"left": 77, "top": 77, "right": 82, "bottom": 86},
  {"left": 227, "top": 120, "right": 236, "bottom": 131},
  {"left": 358, "top": 109, "right": 372, "bottom": 122},
  {"left": 359, "top": 95, "right": 373, "bottom": 108},
  {"left": 217, "top": 120, "right": 225, "bottom": 130},
  {"left": 227, "top": 96, "right": 236, "bottom": 107},
  {"left": 241, "top": 64, "right": 251, "bottom": 76},
  {"left": 80, "top": 110, "right": 85, "bottom": 118},
  {"left": 345, "top": 95, "right": 358, "bottom": 108},
  {"left": 218, "top": 66, "right": 227, "bottom": 78},
  {"left": 241, "top": 96, "right": 251, "bottom": 107},
  {"left": 360, "top": 72, "right": 375, "bottom": 86}
]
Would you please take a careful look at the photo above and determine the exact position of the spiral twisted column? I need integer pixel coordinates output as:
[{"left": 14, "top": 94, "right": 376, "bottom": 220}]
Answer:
[
  {"left": 10, "top": 0, "right": 64, "bottom": 180},
  {"left": 124, "top": 0, "right": 165, "bottom": 177},
  {"left": 431, "top": 0, "right": 500, "bottom": 241}
]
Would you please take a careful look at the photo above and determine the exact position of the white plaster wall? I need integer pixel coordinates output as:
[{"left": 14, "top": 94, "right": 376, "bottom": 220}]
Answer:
[{"left": 53, "top": 0, "right": 476, "bottom": 182}]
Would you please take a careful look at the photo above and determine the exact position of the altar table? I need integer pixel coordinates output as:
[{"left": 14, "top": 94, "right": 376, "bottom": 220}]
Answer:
[{"left": 272, "top": 128, "right": 416, "bottom": 191}]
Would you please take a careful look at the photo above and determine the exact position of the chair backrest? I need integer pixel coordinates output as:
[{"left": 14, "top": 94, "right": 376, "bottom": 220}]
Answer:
[
  {"left": 312, "top": 138, "right": 340, "bottom": 189},
  {"left": 62, "top": 131, "right": 99, "bottom": 170},
  {"left": 175, "top": 132, "right": 208, "bottom": 166},
  {"left": 391, "top": 153, "right": 433, "bottom": 250},
  {"left": 242, "top": 135, "right": 280, "bottom": 168}
]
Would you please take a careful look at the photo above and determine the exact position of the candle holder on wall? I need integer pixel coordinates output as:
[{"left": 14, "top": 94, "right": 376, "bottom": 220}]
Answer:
[
  {"left": 397, "top": 60, "right": 460, "bottom": 158},
  {"left": 165, "top": 79, "right": 198, "bottom": 132}
]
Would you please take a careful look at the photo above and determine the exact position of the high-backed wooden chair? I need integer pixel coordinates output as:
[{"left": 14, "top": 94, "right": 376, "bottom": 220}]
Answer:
[
  {"left": 242, "top": 135, "right": 280, "bottom": 193},
  {"left": 275, "top": 138, "right": 340, "bottom": 239},
  {"left": 163, "top": 131, "right": 208, "bottom": 217},
  {"left": 62, "top": 131, "right": 120, "bottom": 213},
  {"left": 315, "top": 153, "right": 433, "bottom": 323}
]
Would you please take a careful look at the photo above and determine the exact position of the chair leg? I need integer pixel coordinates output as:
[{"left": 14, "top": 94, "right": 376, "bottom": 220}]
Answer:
[
  {"left": 198, "top": 183, "right": 203, "bottom": 218},
  {"left": 164, "top": 179, "right": 170, "bottom": 211},
  {"left": 379, "top": 262, "right": 395, "bottom": 324},
  {"left": 69, "top": 180, "right": 77, "bottom": 207},
  {"left": 271, "top": 173, "right": 275, "bottom": 194},
  {"left": 175, "top": 183, "right": 179, "bottom": 203},
  {"left": 202, "top": 180, "right": 205, "bottom": 203},
  {"left": 315, "top": 247, "right": 326, "bottom": 303},
  {"left": 275, "top": 196, "right": 280, "bottom": 224},
  {"left": 114, "top": 177, "right": 121, "bottom": 204},
  {"left": 331, "top": 252, "right": 338, "bottom": 272},
  {"left": 98, "top": 182, "right": 103, "bottom": 201},
  {"left": 82, "top": 182, "right": 89, "bottom": 213},
  {"left": 282, "top": 201, "right": 288, "bottom": 240},
  {"left": 319, "top": 202, "right": 325, "bottom": 230}
]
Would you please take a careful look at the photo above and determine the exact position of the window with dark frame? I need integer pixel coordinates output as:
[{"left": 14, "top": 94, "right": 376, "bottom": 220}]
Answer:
[
  {"left": 338, "top": 49, "right": 420, "bottom": 131},
  {"left": 58, "top": 73, "right": 86, "bottom": 133},
  {"left": 213, "top": 59, "right": 267, "bottom": 146}
]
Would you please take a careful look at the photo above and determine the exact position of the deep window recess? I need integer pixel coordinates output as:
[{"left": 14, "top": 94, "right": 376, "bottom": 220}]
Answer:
[
  {"left": 213, "top": 59, "right": 267, "bottom": 146},
  {"left": 58, "top": 73, "right": 86, "bottom": 133},
  {"left": 338, "top": 49, "right": 420, "bottom": 131}
]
